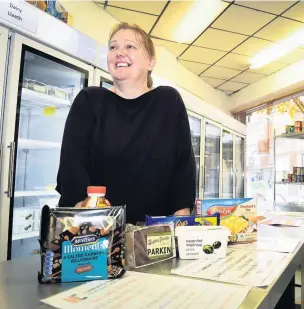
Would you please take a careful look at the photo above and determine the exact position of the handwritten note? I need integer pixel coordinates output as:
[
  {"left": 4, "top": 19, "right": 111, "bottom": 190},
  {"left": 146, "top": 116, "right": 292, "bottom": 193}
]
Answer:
[
  {"left": 171, "top": 248, "right": 289, "bottom": 287},
  {"left": 41, "top": 271, "right": 251, "bottom": 309}
]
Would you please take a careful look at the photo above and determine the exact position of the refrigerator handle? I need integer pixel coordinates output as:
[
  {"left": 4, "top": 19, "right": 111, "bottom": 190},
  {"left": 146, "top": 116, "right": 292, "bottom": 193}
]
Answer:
[{"left": 6, "top": 142, "right": 16, "bottom": 198}]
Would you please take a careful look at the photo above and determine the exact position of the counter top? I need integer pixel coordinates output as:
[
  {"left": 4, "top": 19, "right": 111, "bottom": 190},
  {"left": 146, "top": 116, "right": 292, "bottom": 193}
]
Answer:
[{"left": 0, "top": 241, "right": 303, "bottom": 309}]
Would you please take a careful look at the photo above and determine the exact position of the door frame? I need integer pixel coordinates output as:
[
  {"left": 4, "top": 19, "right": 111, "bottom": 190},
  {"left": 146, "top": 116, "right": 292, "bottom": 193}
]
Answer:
[
  {"left": 93, "top": 68, "right": 112, "bottom": 87},
  {"left": 203, "top": 118, "right": 223, "bottom": 199},
  {"left": 221, "top": 126, "right": 234, "bottom": 199},
  {"left": 0, "top": 32, "right": 94, "bottom": 261},
  {"left": 187, "top": 110, "right": 204, "bottom": 200},
  {"left": 234, "top": 132, "right": 246, "bottom": 198}
]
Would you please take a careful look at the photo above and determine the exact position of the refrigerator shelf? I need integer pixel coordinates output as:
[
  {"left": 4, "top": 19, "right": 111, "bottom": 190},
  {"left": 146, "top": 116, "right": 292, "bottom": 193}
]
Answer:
[
  {"left": 12, "top": 231, "right": 39, "bottom": 241},
  {"left": 19, "top": 138, "right": 61, "bottom": 149},
  {"left": 21, "top": 88, "right": 71, "bottom": 108},
  {"left": 14, "top": 190, "right": 59, "bottom": 197}
]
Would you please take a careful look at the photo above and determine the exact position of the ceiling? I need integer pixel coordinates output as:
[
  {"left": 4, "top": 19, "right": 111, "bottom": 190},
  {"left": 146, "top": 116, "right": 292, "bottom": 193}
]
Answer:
[{"left": 96, "top": 1, "right": 304, "bottom": 96}]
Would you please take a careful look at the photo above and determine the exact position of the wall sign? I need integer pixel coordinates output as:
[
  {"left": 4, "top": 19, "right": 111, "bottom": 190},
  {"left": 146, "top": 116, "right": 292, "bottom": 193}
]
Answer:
[{"left": 0, "top": 0, "right": 38, "bottom": 34}]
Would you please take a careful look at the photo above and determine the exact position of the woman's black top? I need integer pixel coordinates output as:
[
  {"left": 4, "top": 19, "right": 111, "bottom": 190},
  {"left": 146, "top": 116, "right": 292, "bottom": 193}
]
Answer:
[{"left": 56, "top": 85, "right": 196, "bottom": 224}]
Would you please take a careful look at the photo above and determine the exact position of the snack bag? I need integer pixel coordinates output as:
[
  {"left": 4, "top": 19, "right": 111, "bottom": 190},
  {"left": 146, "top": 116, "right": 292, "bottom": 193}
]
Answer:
[
  {"left": 38, "top": 205, "right": 126, "bottom": 283},
  {"left": 197, "top": 198, "right": 258, "bottom": 244},
  {"left": 145, "top": 214, "right": 220, "bottom": 227}
]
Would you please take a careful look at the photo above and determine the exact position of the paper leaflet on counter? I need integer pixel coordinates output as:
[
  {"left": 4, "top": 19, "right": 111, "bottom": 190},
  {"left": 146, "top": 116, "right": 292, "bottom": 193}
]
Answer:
[
  {"left": 41, "top": 271, "right": 251, "bottom": 309},
  {"left": 171, "top": 248, "right": 290, "bottom": 287}
]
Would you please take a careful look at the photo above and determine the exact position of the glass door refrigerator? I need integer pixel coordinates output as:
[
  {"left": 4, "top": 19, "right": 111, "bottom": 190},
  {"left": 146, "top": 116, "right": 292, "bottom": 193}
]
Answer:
[
  {"left": 0, "top": 33, "right": 93, "bottom": 261},
  {"left": 188, "top": 113, "right": 203, "bottom": 199},
  {"left": 222, "top": 129, "right": 234, "bottom": 198},
  {"left": 203, "top": 120, "right": 221, "bottom": 199}
]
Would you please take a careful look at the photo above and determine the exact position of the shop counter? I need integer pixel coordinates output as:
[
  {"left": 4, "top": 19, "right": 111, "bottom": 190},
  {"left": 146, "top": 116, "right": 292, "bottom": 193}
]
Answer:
[{"left": 0, "top": 242, "right": 303, "bottom": 309}]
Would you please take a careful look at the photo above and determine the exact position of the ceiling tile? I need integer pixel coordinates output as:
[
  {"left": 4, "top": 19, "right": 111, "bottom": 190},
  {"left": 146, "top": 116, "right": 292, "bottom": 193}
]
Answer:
[
  {"left": 218, "top": 81, "right": 247, "bottom": 91},
  {"left": 249, "top": 61, "right": 287, "bottom": 75},
  {"left": 283, "top": 2, "right": 304, "bottom": 22},
  {"left": 231, "top": 71, "right": 265, "bottom": 83},
  {"left": 277, "top": 48, "right": 304, "bottom": 65},
  {"left": 180, "top": 46, "right": 227, "bottom": 65},
  {"left": 216, "top": 53, "right": 250, "bottom": 70},
  {"left": 194, "top": 28, "right": 248, "bottom": 52},
  {"left": 254, "top": 17, "right": 303, "bottom": 42},
  {"left": 200, "top": 77, "right": 226, "bottom": 88},
  {"left": 234, "top": 1, "right": 296, "bottom": 15},
  {"left": 106, "top": 7, "right": 157, "bottom": 33},
  {"left": 212, "top": 5, "right": 275, "bottom": 36},
  {"left": 150, "top": 1, "right": 196, "bottom": 41},
  {"left": 179, "top": 60, "right": 210, "bottom": 75},
  {"left": 152, "top": 38, "right": 188, "bottom": 57},
  {"left": 233, "top": 37, "right": 273, "bottom": 56},
  {"left": 201, "top": 66, "right": 241, "bottom": 79},
  {"left": 107, "top": 1, "right": 167, "bottom": 15}
]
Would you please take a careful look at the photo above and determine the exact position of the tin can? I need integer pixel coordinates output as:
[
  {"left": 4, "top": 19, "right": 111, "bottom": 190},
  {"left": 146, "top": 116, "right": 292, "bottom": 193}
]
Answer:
[
  {"left": 288, "top": 174, "right": 293, "bottom": 182},
  {"left": 292, "top": 174, "right": 296, "bottom": 182},
  {"left": 293, "top": 167, "right": 297, "bottom": 174},
  {"left": 301, "top": 167, "right": 304, "bottom": 175},
  {"left": 296, "top": 175, "right": 302, "bottom": 183},
  {"left": 295, "top": 121, "right": 302, "bottom": 128},
  {"left": 296, "top": 167, "right": 302, "bottom": 175},
  {"left": 285, "top": 125, "right": 292, "bottom": 133}
]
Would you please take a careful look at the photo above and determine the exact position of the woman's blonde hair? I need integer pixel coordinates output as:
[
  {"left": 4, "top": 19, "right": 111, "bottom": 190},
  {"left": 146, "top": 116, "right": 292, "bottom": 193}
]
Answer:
[{"left": 108, "top": 22, "right": 155, "bottom": 89}]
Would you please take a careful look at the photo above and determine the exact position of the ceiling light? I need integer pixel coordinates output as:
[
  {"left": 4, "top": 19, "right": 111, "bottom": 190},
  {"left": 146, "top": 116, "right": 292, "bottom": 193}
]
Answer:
[
  {"left": 249, "top": 27, "right": 304, "bottom": 69},
  {"left": 173, "top": 0, "right": 228, "bottom": 44}
]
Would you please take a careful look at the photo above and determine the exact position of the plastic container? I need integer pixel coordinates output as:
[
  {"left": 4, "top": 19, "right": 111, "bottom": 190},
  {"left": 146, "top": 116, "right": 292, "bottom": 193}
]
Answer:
[
  {"left": 175, "top": 226, "right": 230, "bottom": 260},
  {"left": 81, "top": 186, "right": 111, "bottom": 208}
]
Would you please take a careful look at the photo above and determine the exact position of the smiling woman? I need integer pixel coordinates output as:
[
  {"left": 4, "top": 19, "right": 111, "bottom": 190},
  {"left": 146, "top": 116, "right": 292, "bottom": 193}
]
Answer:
[
  {"left": 107, "top": 22, "right": 156, "bottom": 99},
  {"left": 56, "top": 22, "right": 196, "bottom": 224}
]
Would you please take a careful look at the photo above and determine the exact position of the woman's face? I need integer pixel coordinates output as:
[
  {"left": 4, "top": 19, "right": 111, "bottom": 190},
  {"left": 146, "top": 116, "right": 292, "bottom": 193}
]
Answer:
[{"left": 107, "top": 29, "right": 155, "bottom": 85}]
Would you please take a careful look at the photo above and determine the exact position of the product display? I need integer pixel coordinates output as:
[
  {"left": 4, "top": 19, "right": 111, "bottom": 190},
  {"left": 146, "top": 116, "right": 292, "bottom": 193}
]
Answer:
[
  {"left": 81, "top": 186, "right": 111, "bottom": 208},
  {"left": 145, "top": 214, "right": 220, "bottom": 228},
  {"left": 175, "top": 226, "right": 230, "bottom": 260},
  {"left": 38, "top": 205, "right": 126, "bottom": 283},
  {"left": 197, "top": 198, "right": 259, "bottom": 244},
  {"left": 285, "top": 121, "right": 304, "bottom": 134},
  {"left": 125, "top": 224, "right": 175, "bottom": 268},
  {"left": 283, "top": 166, "right": 304, "bottom": 183}
]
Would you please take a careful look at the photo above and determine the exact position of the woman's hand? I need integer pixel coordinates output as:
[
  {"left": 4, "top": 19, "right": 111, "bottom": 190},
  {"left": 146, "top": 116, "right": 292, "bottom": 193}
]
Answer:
[{"left": 174, "top": 208, "right": 190, "bottom": 216}]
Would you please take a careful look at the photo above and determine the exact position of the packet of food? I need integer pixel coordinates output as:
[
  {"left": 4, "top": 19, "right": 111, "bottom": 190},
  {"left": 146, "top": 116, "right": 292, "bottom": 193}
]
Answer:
[
  {"left": 197, "top": 198, "right": 259, "bottom": 244},
  {"left": 145, "top": 214, "right": 220, "bottom": 227},
  {"left": 38, "top": 205, "right": 126, "bottom": 283},
  {"left": 125, "top": 223, "right": 176, "bottom": 268}
]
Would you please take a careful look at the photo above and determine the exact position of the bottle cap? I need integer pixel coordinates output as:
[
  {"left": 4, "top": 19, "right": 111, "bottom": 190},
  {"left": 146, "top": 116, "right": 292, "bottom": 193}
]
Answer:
[{"left": 87, "top": 186, "right": 106, "bottom": 194}]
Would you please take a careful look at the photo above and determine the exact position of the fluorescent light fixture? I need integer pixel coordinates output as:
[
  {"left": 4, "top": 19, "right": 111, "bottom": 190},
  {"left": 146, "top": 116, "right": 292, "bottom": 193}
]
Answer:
[
  {"left": 173, "top": 0, "right": 228, "bottom": 44},
  {"left": 249, "top": 27, "right": 304, "bottom": 69}
]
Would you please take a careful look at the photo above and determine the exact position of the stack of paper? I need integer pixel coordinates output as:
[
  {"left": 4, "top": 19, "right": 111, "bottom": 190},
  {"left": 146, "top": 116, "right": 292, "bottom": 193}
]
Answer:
[{"left": 42, "top": 271, "right": 251, "bottom": 309}]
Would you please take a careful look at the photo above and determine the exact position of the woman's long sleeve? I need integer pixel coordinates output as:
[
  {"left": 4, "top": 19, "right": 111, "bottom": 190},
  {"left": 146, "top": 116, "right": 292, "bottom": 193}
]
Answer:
[{"left": 56, "top": 89, "right": 95, "bottom": 207}]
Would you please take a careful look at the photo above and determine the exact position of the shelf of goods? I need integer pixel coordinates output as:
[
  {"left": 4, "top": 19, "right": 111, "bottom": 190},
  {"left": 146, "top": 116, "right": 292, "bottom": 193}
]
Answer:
[
  {"left": 274, "top": 130, "right": 304, "bottom": 204},
  {"left": 22, "top": 88, "right": 71, "bottom": 108},
  {"left": 12, "top": 231, "right": 39, "bottom": 241},
  {"left": 275, "top": 132, "right": 304, "bottom": 140}
]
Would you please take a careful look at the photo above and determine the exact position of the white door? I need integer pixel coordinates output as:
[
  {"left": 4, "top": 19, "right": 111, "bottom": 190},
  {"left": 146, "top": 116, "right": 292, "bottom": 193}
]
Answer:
[
  {"left": 93, "top": 68, "right": 113, "bottom": 88},
  {"left": 0, "top": 33, "right": 94, "bottom": 261}
]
